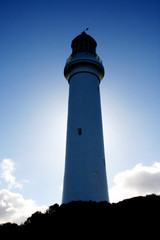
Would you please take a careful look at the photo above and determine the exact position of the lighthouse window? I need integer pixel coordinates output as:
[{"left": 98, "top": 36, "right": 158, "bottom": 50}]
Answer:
[{"left": 77, "top": 128, "right": 82, "bottom": 135}]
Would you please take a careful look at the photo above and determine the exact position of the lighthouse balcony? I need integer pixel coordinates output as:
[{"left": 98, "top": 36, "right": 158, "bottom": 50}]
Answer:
[
  {"left": 64, "top": 51, "right": 104, "bottom": 83},
  {"left": 65, "top": 52, "right": 103, "bottom": 65}
]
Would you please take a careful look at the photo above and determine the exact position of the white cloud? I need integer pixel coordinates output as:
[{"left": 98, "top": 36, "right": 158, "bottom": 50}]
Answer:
[
  {"left": 0, "top": 189, "right": 47, "bottom": 224},
  {"left": 109, "top": 162, "right": 160, "bottom": 203},
  {"left": 0, "top": 159, "right": 47, "bottom": 224},
  {"left": 0, "top": 159, "right": 23, "bottom": 190}
]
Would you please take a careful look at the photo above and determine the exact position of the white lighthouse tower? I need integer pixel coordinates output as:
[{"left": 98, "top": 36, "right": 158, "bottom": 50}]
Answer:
[{"left": 62, "top": 32, "right": 109, "bottom": 203}]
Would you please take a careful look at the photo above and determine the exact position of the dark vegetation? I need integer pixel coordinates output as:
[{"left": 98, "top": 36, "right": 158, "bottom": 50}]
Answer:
[{"left": 0, "top": 194, "right": 160, "bottom": 239}]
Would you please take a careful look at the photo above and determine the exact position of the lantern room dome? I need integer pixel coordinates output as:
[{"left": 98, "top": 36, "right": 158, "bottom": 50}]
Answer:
[{"left": 71, "top": 31, "right": 97, "bottom": 55}]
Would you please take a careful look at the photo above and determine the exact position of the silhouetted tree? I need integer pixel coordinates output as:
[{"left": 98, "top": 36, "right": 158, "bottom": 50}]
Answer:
[{"left": 0, "top": 194, "right": 160, "bottom": 239}]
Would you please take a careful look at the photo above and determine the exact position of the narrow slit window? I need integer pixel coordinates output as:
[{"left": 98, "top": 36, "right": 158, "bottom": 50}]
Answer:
[{"left": 77, "top": 128, "right": 82, "bottom": 135}]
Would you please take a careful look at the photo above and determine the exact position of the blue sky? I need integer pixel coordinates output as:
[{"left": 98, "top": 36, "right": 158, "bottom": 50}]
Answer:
[{"left": 0, "top": 0, "right": 160, "bottom": 223}]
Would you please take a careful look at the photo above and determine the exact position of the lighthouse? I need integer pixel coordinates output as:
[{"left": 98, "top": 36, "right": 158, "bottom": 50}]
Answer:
[{"left": 62, "top": 32, "right": 109, "bottom": 203}]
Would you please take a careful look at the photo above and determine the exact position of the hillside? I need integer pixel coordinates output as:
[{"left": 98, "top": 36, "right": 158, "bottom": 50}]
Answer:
[{"left": 0, "top": 194, "right": 160, "bottom": 239}]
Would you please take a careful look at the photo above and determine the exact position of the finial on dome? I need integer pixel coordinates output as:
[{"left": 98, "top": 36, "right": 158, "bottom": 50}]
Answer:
[{"left": 83, "top": 27, "right": 89, "bottom": 32}]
